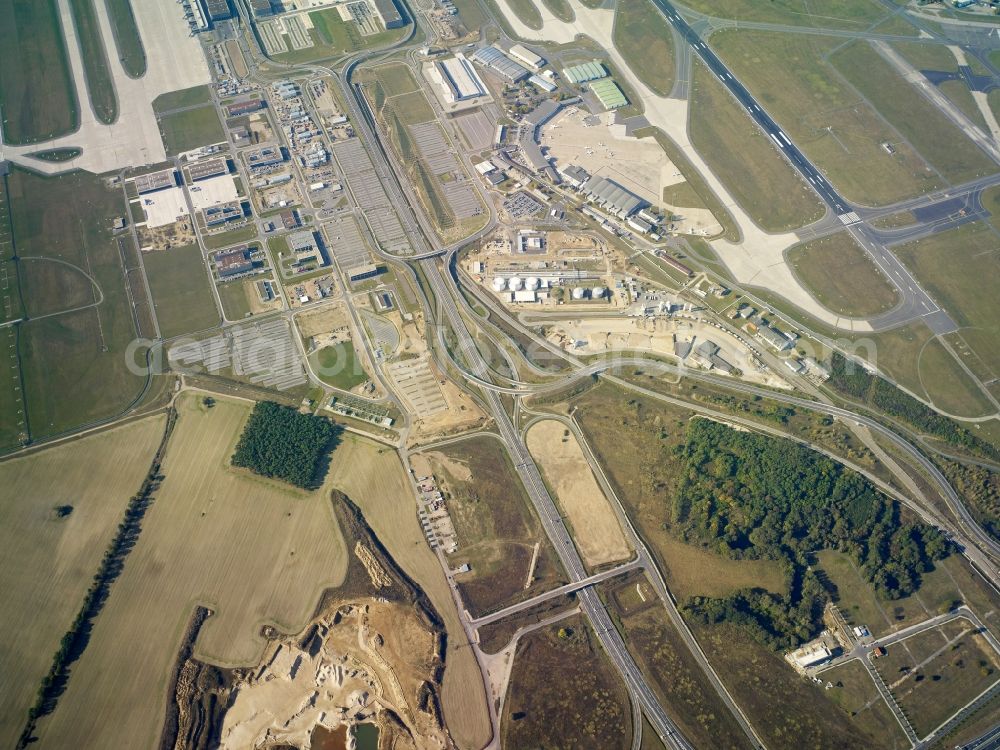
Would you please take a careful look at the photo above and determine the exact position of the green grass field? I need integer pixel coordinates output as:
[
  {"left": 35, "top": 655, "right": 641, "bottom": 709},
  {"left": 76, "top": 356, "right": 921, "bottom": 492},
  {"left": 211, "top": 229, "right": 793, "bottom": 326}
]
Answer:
[
  {"left": 272, "top": 9, "right": 410, "bottom": 64},
  {"left": 202, "top": 225, "right": 258, "bottom": 250},
  {"left": 821, "top": 660, "right": 911, "bottom": 748},
  {"left": 372, "top": 63, "right": 420, "bottom": 97},
  {"left": 502, "top": 616, "right": 631, "bottom": 750},
  {"left": 158, "top": 105, "right": 225, "bottom": 155},
  {"left": 216, "top": 278, "right": 253, "bottom": 321},
  {"left": 612, "top": 0, "right": 675, "bottom": 97},
  {"left": 981, "top": 183, "right": 1000, "bottom": 233},
  {"left": 817, "top": 548, "right": 965, "bottom": 636},
  {"left": 680, "top": 0, "right": 888, "bottom": 28},
  {"left": 787, "top": 232, "right": 899, "bottom": 317},
  {"left": 696, "top": 622, "right": 883, "bottom": 747},
  {"left": 0, "top": 179, "right": 26, "bottom": 450},
  {"left": 689, "top": 60, "right": 824, "bottom": 232},
  {"left": 877, "top": 621, "right": 1000, "bottom": 738},
  {"left": 941, "top": 78, "right": 988, "bottom": 131},
  {"left": 452, "top": 0, "right": 487, "bottom": 32},
  {"left": 8, "top": 167, "right": 147, "bottom": 440},
  {"left": 893, "top": 222, "right": 1000, "bottom": 376},
  {"left": 505, "top": 0, "right": 543, "bottom": 28},
  {"left": 152, "top": 85, "right": 212, "bottom": 113},
  {"left": 712, "top": 30, "right": 943, "bottom": 206},
  {"left": 0, "top": 0, "right": 79, "bottom": 143},
  {"left": 142, "top": 244, "right": 219, "bottom": 338},
  {"left": 611, "top": 599, "right": 753, "bottom": 749},
  {"left": 18, "top": 255, "right": 100, "bottom": 319},
  {"left": 69, "top": 0, "right": 118, "bottom": 124},
  {"left": 917, "top": 336, "right": 994, "bottom": 418},
  {"left": 104, "top": 0, "right": 146, "bottom": 77},
  {"left": 540, "top": 0, "right": 573, "bottom": 21},
  {"left": 26, "top": 147, "right": 82, "bottom": 162},
  {"left": 387, "top": 90, "right": 436, "bottom": 125},
  {"left": 870, "top": 12, "right": 921, "bottom": 36},
  {"left": 660, "top": 181, "right": 704, "bottom": 210},
  {"left": 310, "top": 341, "right": 368, "bottom": 391},
  {"left": 831, "top": 42, "right": 995, "bottom": 186}
]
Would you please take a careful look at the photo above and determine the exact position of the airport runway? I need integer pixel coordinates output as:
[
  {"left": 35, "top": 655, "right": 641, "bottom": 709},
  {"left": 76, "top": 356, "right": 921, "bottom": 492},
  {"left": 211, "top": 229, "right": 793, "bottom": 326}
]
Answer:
[{"left": 650, "top": 0, "right": 960, "bottom": 334}]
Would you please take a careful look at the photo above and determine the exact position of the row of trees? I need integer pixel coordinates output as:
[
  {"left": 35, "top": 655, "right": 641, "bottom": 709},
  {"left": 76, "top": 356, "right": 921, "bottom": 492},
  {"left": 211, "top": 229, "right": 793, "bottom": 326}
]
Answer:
[
  {"left": 18, "top": 409, "right": 178, "bottom": 748},
  {"left": 673, "top": 419, "right": 951, "bottom": 649},
  {"left": 231, "top": 401, "right": 338, "bottom": 489},
  {"left": 828, "top": 353, "right": 997, "bottom": 459}
]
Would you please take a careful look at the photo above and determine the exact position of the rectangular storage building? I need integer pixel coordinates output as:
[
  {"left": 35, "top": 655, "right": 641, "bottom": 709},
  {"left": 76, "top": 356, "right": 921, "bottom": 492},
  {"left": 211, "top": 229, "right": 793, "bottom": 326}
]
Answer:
[
  {"left": 509, "top": 44, "right": 544, "bottom": 69},
  {"left": 563, "top": 60, "right": 607, "bottom": 84},
  {"left": 471, "top": 46, "right": 529, "bottom": 82},
  {"left": 590, "top": 79, "right": 628, "bottom": 109}
]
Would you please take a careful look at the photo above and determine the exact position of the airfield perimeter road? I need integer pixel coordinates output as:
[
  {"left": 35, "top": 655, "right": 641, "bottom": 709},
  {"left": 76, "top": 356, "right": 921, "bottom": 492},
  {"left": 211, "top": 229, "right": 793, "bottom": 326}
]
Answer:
[{"left": 651, "top": 0, "right": 960, "bottom": 335}]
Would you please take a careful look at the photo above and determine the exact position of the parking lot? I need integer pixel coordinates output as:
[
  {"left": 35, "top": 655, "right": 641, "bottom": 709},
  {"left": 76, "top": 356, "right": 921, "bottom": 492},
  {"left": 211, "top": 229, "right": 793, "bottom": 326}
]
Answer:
[
  {"left": 168, "top": 319, "right": 307, "bottom": 390},
  {"left": 333, "top": 139, "right": 413, "bottom": 255},
  {"left": 324, "top": 216, "right": 371, "bottom": 268},
  {"left": 386, "top": 357, "right": 447, "bottom": 415}
]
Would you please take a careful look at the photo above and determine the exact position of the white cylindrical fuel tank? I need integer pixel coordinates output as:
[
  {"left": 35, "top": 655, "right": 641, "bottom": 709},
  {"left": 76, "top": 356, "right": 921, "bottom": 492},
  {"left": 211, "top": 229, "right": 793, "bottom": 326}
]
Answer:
[
  {"left": 524, "top": 277, "right": 539, "bottom": 290},
  {"left": 591, "top": 286, "right": 606, "bottom": 298},
  {"left": 571, "top": 287, "right": 586, "bottom": 300},
  {"left": 491, "top": 277, "right": 507, "bottom": 291},
  {"left": 508, "top": 276, "right": 523, "bottom": 291}
]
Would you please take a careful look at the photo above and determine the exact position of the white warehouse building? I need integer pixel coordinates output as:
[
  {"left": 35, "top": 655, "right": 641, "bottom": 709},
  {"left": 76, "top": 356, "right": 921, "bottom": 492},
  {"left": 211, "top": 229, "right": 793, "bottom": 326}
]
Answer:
[
  {"left": 508, "top": 44, "right": 545, "bottom": 69},
  {"left": 435, "top": 53, "right": 488, "bottom": 102}
]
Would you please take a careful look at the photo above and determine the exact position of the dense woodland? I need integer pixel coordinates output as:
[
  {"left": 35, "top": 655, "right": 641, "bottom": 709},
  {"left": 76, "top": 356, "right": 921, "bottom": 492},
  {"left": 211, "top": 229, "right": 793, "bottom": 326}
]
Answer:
[
  {"left": 231, "top": 402, "right": 338, "bottom": 489},
  {"left": 940, "top": 458, "right": 1000, "bottom": 543},
  {"left": 828, "top": 353, "right": 996, "bottom": 458},
  {"left": 673, "top": 419, "right": 950, "bottom": 649}
]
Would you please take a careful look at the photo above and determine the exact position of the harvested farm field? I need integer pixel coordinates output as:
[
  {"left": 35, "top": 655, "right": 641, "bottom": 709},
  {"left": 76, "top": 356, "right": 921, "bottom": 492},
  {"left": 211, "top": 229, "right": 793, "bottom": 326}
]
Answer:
[
  {"left": 526, "top": 419, "right": 631, "bottom": 568},
  {"left": 30, "top": 392, "right": 349, "bottom": 749},
  {"left": 0, "top": 415, "right": 167, "bottom": 750}
]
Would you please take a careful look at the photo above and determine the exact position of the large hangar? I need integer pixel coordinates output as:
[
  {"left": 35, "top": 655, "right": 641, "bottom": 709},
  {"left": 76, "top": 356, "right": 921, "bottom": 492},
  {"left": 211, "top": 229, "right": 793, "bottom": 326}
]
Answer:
[
  {"left": 580, "top": 175, "right": 646, "bottom": 218},
  {"left": 435, "top": 54, "right": 488, "bottom": 102}
]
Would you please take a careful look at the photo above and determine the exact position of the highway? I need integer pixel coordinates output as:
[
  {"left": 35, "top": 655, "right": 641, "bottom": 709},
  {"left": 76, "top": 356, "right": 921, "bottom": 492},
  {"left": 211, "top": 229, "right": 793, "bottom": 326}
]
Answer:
[
  {"left": 963, "top": 723, "right": 1000, "bottom": 750},
  {"left": 443, "top": 348, "right": 1000, "bottom": 575},
  {"left": 468, "top": 559, "right": 642, "bottom": 627},
  {"left": 228, "top": 3, "right": 1000, "bottom": 746},
  {"left": 317, "top": 27, "right": 699, "bottom": 750},
  {"left": 649, "top": 0, "right": 958, "bottom": 334}
]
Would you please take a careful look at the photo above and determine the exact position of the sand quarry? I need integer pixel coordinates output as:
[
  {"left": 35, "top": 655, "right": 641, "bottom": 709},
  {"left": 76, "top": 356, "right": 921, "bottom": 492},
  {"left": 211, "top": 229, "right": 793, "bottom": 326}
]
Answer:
[{"left": 219, "top": 596, "right": 447, "bottom": 750}]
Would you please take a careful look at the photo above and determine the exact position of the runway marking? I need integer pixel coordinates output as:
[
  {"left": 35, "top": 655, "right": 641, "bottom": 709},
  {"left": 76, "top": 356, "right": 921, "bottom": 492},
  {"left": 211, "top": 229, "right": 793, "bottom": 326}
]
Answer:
[
  {"left": 838, "top": 211, "right": 861, "bottom": 225},
  {"left": 778, "top": 130, "right": 791, "bottom": 145},
  {"left": 769, "top": 133, "right": 784, "bottom": 148}
]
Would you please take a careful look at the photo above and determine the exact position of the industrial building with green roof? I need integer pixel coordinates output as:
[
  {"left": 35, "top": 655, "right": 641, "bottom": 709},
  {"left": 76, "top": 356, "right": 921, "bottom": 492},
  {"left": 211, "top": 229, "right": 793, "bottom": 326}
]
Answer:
[
  {"left": 563, "top": 60, "right": 607, "bottom": 84},
  {"left": 590, "top": 79, "right": 628, "bottom": 110}
]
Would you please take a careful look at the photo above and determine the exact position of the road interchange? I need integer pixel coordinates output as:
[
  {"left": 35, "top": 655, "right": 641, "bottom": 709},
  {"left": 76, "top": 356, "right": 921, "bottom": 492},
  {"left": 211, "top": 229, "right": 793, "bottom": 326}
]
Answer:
[{"left": 225, "top": 1, "right": 1000, "bottom": 747}]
